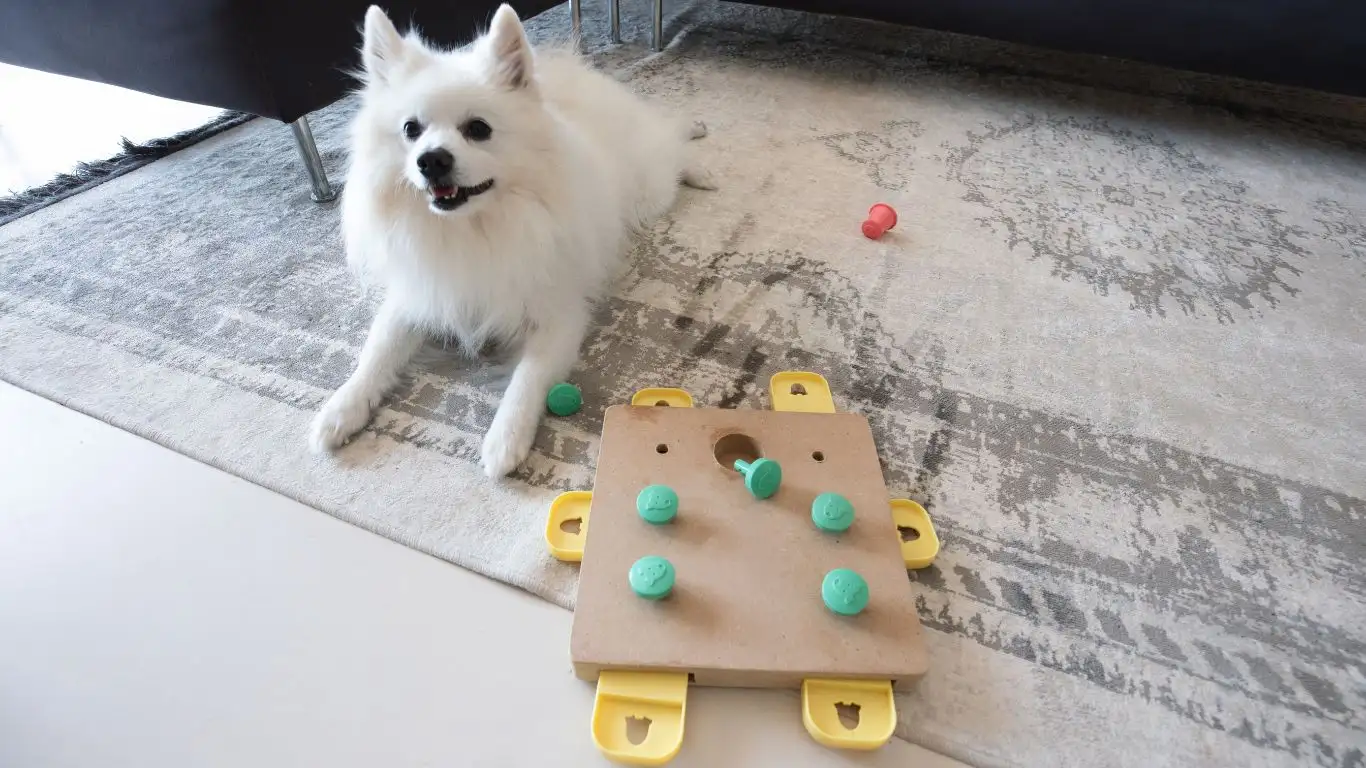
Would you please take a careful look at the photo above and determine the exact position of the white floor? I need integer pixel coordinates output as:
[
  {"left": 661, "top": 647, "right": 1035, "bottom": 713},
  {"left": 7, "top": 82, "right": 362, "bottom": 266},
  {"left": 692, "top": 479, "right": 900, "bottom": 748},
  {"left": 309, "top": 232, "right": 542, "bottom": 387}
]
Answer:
[
  {"left": 0, "top": 381, "right": 965, "bottom": 768},
  {"left": 0, "top": 64, "right": 222, "bottom": 195}
]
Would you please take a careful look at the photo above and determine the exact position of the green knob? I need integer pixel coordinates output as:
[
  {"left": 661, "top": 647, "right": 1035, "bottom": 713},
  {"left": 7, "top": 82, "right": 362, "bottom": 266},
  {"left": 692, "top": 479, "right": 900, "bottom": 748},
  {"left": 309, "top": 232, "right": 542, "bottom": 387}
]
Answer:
[
  {"left": 821, "top": 568, "right": 869, "bottom": 615},
  {"left": 733, "top": 457, "right": 782, "bottom": 499},
  {"left": 636, "top": 485, "right": 679, "bottom": 525},
  {"left": 546, "top": 382, "right": 582, "bottom": 416},
  {"left": 811, "top": 492, "right": 855, "bottom": 532},
  {"left": 629, "top": 556, "right": 676, "bottom": 600}
]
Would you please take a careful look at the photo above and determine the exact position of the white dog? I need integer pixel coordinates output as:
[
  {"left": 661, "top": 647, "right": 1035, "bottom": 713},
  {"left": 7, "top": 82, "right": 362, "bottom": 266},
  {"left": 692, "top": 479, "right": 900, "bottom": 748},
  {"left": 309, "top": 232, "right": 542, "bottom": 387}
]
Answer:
[{"left": 309, "top": 4, "right": 712, "bottom": 476}]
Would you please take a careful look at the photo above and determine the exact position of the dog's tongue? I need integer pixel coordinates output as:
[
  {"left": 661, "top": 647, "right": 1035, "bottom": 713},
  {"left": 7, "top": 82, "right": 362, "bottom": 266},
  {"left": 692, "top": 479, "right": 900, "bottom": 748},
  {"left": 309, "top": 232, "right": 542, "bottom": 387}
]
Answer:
[{"left": 433, "top": 184, "right": 456, "bottom": 197}]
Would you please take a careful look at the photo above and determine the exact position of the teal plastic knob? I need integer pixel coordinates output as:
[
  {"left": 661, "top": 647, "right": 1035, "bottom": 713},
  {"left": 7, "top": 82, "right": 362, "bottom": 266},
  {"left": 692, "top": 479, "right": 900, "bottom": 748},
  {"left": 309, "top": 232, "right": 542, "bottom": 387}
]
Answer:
[
  {"left": 629, "top": 556, "right": 676, "bottom": 600},
  {"left": 811, "top": 492, "right": 855, "bottom": 532},
  {"left": 821, "top": 568, "right": 869, "bottom": 615},
  {"left": 546, "top": 383, "right": 582, "bottom": 416},
  {"left": 637, "top": 485, "right": 679, "bottom": 525},
  {"left": 733, "top": 457, "right": 782, "bottom": 499}
]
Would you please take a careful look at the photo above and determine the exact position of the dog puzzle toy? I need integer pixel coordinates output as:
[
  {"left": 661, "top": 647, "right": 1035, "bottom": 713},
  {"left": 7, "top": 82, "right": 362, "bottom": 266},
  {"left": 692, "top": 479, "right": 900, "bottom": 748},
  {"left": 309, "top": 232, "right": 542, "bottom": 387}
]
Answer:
[
  {"left": 547, "top": 382, "right": 583, "bottom": 416},
  {"left": 861, "top": 203, "right": 898, "bottom": 240},
  {"left": 544, "top": 371, "right": 941, "bottom": 764}
]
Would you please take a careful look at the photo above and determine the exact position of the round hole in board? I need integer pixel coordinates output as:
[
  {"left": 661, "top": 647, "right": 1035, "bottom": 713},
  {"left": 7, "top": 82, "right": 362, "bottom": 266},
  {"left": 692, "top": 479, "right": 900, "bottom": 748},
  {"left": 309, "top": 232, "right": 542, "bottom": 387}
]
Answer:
[
  {"left": 812, "top": 451, "right": 825, "bottom": 462},
  {"left": 790, "top": 383, "right": 808, "bottom": 395},
  {"left": 656, "top": 444, "right": 669, "bottom": 454},
  {"left": 898, "top": 525, "right": 921, "bottom": 542},
  {"left": 713, "top": 433, "right": 761, "bottom": 469},
  {"left": 655, "top": 400, "right": 670, "bottom": 407}
]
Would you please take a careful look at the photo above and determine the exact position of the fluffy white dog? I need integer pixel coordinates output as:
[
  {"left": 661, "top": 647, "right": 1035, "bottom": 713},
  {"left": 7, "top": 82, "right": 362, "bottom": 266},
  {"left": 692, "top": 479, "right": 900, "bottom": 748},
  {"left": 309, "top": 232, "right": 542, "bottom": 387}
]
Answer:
[{"left": 310, "top": 4, "right": 712, "bottom": 476}]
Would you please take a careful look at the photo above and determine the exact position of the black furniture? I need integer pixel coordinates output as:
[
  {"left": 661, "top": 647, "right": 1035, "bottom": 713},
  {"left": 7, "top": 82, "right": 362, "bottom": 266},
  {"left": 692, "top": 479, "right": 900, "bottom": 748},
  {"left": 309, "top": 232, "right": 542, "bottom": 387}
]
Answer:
[
  {"left": 740, "top": 0, "right": 1366, "bottom": 98},
  {"left": 618, "top": 0, "right": 1365, "bottom": 98},
  {"left": 0, "top": 0, "right": 567, "bottom": 201}
]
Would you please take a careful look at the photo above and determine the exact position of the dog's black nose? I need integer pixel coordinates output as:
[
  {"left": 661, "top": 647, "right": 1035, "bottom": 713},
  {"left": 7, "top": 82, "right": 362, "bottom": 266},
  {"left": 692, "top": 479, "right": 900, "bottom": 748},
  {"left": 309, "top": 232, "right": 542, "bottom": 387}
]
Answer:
[{"left": 416, "top": 149, "right": 454, "bottom": 180}]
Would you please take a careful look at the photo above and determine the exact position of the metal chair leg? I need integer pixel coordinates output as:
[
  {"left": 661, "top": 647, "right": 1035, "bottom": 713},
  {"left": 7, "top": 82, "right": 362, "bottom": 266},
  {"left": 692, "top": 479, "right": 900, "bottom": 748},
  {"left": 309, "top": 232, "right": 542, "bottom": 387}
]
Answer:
[
  {"left": 609, "top": 0, "right": 621, "bottom": 43},
  {"left": 570, "top": 0, "right": 582, "bottom": 48},
  {"left": 289, "top": 116, "right": 336, "bottom": 203},
  {"left": 652, "top": 0, "right": 664, "bottom": 51}
]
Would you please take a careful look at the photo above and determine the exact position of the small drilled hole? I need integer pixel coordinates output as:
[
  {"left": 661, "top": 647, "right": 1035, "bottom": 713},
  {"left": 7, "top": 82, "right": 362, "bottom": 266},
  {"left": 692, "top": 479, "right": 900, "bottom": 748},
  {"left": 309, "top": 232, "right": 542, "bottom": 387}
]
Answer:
[
  {"left": 812, "top": 451, "right": 825, "bottom": 462},
  {"left": 898, "top": 525, "right": 921, "bottom": 542},
  {"left": 714, "top": 433, "right": 761, "bottom": 468},
  {"left": 655, "top": 400, "right": 670, "bottom": 407},
  {"left": 656, "top": 444, "right": 669, "bottom": 454},
  {"left": 559, "top": 517, "right": 582, "bottom": 535},
  {"left": 626, "top": 716, "right": 652, "bottom": 745},
  {"left": 790, "top": 383, "right": 807, "bottom": 395},
  {"left": 836, "top": 702, "right": 861, "bottom": 730}
]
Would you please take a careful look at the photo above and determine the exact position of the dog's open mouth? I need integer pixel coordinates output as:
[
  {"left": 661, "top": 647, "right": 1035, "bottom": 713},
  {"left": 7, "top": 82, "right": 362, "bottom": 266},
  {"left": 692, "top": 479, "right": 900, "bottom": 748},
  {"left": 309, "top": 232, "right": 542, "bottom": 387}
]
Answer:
[{"left": 429, "top": 179, "right": 495, "bottom": 211}]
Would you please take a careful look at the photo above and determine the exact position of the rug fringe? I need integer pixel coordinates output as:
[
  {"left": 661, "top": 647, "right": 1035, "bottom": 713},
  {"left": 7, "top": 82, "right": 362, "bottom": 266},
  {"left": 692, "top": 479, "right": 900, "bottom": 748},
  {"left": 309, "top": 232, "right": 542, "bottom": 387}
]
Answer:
[{"left": 0, "top": 110, "right": 256, "bottom": 226}]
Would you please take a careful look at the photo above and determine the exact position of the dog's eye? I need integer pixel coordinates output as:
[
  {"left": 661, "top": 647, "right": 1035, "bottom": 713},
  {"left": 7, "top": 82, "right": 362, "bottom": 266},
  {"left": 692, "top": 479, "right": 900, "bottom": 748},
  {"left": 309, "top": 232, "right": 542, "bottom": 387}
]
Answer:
[
  {"left": 462, "top": 118, "right": 493, "bottom": 142},
  {"left": 402, "top": 119, "right": 423, "bottom": 140}
]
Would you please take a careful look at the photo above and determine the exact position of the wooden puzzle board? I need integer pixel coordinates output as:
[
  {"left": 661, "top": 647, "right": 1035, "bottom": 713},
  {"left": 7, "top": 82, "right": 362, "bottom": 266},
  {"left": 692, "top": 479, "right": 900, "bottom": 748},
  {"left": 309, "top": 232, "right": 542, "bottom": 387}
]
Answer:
[{"left": 570, "top": 405, "right": 928, "bottom": 691}]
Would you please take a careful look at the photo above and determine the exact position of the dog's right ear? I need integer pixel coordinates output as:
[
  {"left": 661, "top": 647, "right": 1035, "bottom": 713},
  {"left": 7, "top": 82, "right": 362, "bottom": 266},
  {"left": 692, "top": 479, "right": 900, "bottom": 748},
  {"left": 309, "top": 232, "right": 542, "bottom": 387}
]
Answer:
[
  {"left": 485, "top": 4, "right": 534, "bottom": 90},
  {"left": 362, "top": 6, "right": 408, "bottom": 85}
]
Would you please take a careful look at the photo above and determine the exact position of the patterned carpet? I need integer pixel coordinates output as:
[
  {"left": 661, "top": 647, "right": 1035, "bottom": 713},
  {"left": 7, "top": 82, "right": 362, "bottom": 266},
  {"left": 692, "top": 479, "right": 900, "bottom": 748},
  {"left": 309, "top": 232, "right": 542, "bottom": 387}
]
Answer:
[{"left": 1, "top": 2, "right": 1362, "bottom": 766}]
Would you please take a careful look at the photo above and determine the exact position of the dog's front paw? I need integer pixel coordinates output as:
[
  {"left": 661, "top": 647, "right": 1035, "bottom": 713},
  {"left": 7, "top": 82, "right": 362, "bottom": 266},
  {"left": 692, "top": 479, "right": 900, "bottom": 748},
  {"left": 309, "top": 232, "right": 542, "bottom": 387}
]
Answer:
[
  {"left": 481, "top": 416, "right": 536, "bottom": 479},
  {"left": 309, "top": 387, "right": 374, "bottom": 453}
]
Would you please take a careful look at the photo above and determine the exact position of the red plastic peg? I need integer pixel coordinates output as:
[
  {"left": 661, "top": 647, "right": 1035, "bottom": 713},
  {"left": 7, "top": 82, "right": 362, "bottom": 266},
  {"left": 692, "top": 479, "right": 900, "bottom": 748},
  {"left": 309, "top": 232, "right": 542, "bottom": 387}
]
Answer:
[{"left": 861, "top": 203, "right": 898, "bottom": 240}]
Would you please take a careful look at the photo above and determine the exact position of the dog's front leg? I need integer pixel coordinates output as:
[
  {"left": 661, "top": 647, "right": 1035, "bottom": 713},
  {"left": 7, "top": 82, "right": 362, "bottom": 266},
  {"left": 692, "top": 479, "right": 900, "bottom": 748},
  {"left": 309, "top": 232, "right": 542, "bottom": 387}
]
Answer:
[
  {"left": 309, "top": 299, "right": 423, "bottom": 452},
  {"left": 481, "top": 306, "right": 589, "bottom": 478}
]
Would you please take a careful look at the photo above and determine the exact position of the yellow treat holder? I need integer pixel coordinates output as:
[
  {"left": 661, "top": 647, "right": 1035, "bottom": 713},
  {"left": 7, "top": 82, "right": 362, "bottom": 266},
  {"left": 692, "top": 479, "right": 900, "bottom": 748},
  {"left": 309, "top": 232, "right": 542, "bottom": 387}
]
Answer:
[
  {"left": 890, "top": 498, "right": 939, "bottom": 569},
  {"left": 592, "top": 671, "right": 690, "bottom": 766},
  {"left": 801, "top": 678, "right": 897, "bottom": 750},
  {"left": 545, "top": 491, "right": 592, "bottom": 562},
  {"left": 631, "top": 388, "right": 694, "bottom": 408},
  {"left": 769, "top": 371, "right": 836, "bottom": 413}
]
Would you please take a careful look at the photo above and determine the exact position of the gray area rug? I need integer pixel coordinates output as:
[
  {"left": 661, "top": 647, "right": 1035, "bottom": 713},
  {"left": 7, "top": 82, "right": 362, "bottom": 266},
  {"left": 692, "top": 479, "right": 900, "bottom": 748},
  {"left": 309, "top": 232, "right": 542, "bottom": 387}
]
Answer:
[{"left": 2, "top": 2, "right": 1363, "bottom": 766}]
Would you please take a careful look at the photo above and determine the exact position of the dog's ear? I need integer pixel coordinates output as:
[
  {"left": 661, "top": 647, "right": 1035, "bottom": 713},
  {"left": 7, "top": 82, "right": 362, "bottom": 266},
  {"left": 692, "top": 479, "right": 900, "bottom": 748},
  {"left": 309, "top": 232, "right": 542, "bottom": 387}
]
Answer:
[
  {"left": 486, "top": 4, "right": 534, "bottom": 90},
  {"left": 362, "top": 6, "right": 409, "bottom": 84}
]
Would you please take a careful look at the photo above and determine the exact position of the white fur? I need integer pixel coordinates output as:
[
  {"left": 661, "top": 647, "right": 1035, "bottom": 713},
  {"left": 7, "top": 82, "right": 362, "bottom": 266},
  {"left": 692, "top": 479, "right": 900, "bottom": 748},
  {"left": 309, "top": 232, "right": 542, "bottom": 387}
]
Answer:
[{"left": 310, "top": 4, "right": 713, "bottom": 477}]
